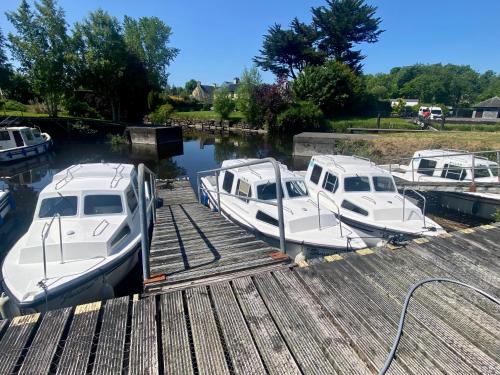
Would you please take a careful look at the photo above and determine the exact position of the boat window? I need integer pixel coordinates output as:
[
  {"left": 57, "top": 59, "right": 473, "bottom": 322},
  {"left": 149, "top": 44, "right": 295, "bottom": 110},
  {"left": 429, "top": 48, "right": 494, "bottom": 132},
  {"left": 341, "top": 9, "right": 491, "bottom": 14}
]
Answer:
[
  {"left": 441, "top": 164, "right": 465, "bottom": 181},
  {"left": 111, "top": 225, "right": 131, "bottom": 247},
  {"left": 309, "top": 164, "right": 323, "bottom": 184},
  {"left": 373, "top": 176, "right": 396, "bottom": 192},
  {"left": 322, "top": 172, "right": 338, "bottom": 193},
  {"left": 32, "top": 129, "right": 41, "bottom": 138},
  {"left": 344, "top": 176, "right": 371, "bottom": 192},
  {"left": 23, "top": 130, "right": 33, "bottom": 141},
  {"left": 491, "top": 167, "right": 499, "bottom": 177},
  {"left": 236, "top": 179, "right": 252, "bottom": 203},
  {"left": 417, "top": 159, "right": 437, "bottom": 176},
  {"left": 39, "top": 196, "right": 78, "bottom": 218},
  {"left": 341, "top": 200, "right": 368, "bottom": 216},
  {"left": 474, "top": 166, "right": 491, "bottom": 179},
  {"left": 126, "top": 188, "right": 138, "bottom": 212},
  {"left": 257, "top": 182, "right": 283, "bottom": 201},
  {"left": 222, "top": 171, "right": 235, "bottom": 193},
  {"left": 84, "top": 195, "right": 123, "bottom": 215},
  {"left": 256, "top": 210, "right": 279, "bottom": 227},
  {"left": 286, "top": 180, "right": 308, "bottom": 198},
  {"left": 0, "top": 131, "right": 10, "bottom": 141}
]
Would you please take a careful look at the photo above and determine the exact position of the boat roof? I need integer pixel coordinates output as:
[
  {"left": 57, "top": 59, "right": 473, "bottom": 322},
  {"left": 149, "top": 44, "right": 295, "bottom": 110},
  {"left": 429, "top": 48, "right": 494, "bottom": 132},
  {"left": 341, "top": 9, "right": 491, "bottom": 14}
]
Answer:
[
  {"left": 311, "top": 155, "right": 389, "bottom": 175},
  {"left": 0, "top": 126, "right": 33, "bottom": 131},
  {"left": 412, "top": 149, "right": 496, "bottom": 165},
  {"left": 44, "top": 163, "right": 135, "bottom": 193},
  {"left": 221, "top": 159, "right": 298, "bottom": 183}
]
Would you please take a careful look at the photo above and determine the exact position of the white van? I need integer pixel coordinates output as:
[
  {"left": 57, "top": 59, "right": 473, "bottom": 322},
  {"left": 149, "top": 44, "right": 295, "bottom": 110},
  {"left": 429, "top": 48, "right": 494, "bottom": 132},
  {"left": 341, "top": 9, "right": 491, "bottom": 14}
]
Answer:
[{"left": 418, "top": 106, "right": 442, "bottom": 120}]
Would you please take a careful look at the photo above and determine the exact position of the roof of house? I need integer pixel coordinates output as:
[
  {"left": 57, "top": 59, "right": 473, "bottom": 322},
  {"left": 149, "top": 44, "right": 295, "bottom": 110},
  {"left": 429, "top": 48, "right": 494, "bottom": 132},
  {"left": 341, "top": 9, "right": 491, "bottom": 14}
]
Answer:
[
  {"left": 474, "top": 96, "right": 500, "bottom": 108},
  {"left": 221, "top": 82, "right": 238, "bottom": 92},
  {"left": 199, "top": 85, "right": 215, "bottom": 95}
]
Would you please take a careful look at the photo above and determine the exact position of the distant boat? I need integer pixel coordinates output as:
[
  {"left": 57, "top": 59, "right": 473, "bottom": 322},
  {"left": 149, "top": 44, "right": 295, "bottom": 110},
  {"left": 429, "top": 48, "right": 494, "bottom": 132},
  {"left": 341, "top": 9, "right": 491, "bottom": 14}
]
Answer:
[
  {"left": 0, "top": 126, "right": 52, "bottom": 163},
  {"left": 1, "top": 163, "right": 151, "bottom": 317},
  {"left": 304, "top": 155, "right": 445, "bottom": 246},
  {"left": 0, "top": 182, "right": 15, "bottom": 226},
  {"left": 200, "top": 158, "right": 367, "bottom": 260}
]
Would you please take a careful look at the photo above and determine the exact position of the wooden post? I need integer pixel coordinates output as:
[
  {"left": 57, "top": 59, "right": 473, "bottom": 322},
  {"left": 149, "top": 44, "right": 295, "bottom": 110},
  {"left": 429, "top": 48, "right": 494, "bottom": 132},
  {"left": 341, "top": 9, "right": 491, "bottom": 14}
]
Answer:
[
  {"left": 377, "top": 113, "right": 381, "bottom": 129},
  {"left": 440, "top": 116, "right": 445, "bottom": 131}
]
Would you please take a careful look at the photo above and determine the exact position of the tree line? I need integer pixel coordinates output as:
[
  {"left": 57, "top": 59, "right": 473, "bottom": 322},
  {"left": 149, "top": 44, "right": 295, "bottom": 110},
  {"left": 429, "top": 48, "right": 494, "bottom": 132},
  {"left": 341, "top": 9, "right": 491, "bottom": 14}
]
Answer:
[{"left": 0, "top": 0, "right": 178, "bottom": 121}]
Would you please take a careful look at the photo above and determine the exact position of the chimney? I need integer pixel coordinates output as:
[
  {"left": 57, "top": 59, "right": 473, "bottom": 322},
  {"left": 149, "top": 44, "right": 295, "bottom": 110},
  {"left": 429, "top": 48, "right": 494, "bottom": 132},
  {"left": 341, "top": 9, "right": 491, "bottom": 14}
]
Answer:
[{"left": 233, "top": 77, "right": 240, "bottom": 84}]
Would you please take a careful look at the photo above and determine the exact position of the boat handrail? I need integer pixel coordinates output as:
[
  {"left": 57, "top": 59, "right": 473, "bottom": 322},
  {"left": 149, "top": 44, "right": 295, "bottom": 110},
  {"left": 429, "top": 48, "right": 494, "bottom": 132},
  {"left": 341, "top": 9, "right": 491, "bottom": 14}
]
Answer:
[
  {"left": 137, "top": 164, "right": 158, "bottom": 281},
  {"left": 92, "top": 219, "right": 110, "bottom": 236},
  {"left": 402, "top": 187, "right": 426, "bottom": 228},
  {"left": 110, "top": 164, "right": 125, "bottom": 188},
  {"left": 55, "top": 164, "right": 81, "bottom": 190},
  {"left": 243, "top": 166, "right": 262, "bottom": 179},
  {"left": 197, "top": 158, "right": 286, "bottom": 255},
  {"left": 316, "top": 190, "right": 343, "bottom": 236},
  {"left": 362, "top": 195, "right": 377, "bottom": 204},
  {"left": 324, "top": 155, "right": 346, "bottom": 172},
  {"left": 41, "top": 213, "right": 64, "bottom": 279},
  {"left": 353, "top": 155, "right": 372, "bottom": 164}
]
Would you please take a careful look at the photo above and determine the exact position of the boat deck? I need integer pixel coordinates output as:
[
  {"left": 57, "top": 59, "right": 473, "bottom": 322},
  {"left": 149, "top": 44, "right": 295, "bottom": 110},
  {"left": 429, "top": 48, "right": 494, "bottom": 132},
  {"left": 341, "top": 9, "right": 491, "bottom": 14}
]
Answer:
[
  {"left": 0, "top": 223, "right": 499, "bottom": 374},
  {"left": 144, "top": 179, "right": 291, "bottom": 294}
]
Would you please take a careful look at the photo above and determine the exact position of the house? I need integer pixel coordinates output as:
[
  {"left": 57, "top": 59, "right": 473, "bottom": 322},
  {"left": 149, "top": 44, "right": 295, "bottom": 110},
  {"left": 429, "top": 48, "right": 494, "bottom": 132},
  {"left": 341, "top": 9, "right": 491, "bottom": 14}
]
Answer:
[
  {"left": 390, "top": 98, "right": 419, "bottom": 108},
  {"left": 472, "top": 96, "right": 500, "bottom": 119},
  {"left": 191, "top": 78, "right": 240, "bottom": 104}
]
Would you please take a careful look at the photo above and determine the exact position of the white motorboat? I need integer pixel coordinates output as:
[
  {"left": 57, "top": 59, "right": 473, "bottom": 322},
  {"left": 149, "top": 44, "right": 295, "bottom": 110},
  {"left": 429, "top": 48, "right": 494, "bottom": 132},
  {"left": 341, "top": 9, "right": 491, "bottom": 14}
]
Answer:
[
  {"left": 384, "top": 149, "right": 500, "bottom": 219},
  {"left": 0, "top": 126, "right": 52, "bottom": 163},
  {"left": 200, "top": 159, "right": 367, "bottom": 260},
  {"left": 1, "top": 163, "right": 150, "bottom": 317},
  {"left": 0, "top": 182, "right": 14, "bottom": 226},
  {"left": 304, "top": 155, "right": 445, "bottom": 247}
]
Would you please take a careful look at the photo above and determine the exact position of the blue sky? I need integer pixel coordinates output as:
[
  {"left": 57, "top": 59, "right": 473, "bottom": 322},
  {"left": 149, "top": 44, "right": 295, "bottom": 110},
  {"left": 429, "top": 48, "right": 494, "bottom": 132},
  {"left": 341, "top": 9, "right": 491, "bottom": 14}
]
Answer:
[{"left": 1, "top": 0, "right": 499, "bottom": 86}]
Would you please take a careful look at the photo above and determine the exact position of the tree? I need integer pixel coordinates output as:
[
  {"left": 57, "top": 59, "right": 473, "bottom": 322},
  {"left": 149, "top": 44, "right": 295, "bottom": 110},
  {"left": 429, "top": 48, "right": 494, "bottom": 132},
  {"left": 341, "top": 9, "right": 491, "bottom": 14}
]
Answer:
[
  {"left": 213, "top": 87, "right": 235, "bottom": 120},
  {"left": 7, "top": 0, "right": 69, "bottom": 116},
  {"left": 75, "top": 10, "right": 128, "bottom": 121},
  {"left": 0, "top": 28, "right": 12, "bottom": 96},
  {"left": 184, "top": 79, "right": 197, "bottom": 94},
  {"left": 236, "top": 67, "right": 262, "bottom": 125},
  {"left": 123, "top": 16, "right": 179, "bottom": 89},
  {"left": 293, "top": 60, "right": 361, "bottom": 116},
  {"left": 251, "top": 83, "right": 291, "bottom": 129},
  {"left": 312, "top": 0, "right": 383, "bottom": 72},
  {"left": 254, "top": 20, "right": 323, "bottom": 79}
]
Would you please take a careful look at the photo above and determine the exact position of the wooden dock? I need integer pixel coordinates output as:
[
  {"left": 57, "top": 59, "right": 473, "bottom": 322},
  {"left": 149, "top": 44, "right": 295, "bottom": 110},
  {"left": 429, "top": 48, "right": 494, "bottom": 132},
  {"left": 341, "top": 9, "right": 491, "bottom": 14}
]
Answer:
[
  {"left": 144, "top": 179, "right": 291, "bottom": 294},
  {"left": 0, "top": 222, "right": 499, "bottom": 374}
]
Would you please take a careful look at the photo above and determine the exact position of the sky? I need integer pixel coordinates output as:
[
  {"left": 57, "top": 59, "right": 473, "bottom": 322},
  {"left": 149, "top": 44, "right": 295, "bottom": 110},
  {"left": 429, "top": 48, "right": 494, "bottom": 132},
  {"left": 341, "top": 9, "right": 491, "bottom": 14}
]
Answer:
[{"left": 1, "top": 0, "right": 499, "bottom": 86}]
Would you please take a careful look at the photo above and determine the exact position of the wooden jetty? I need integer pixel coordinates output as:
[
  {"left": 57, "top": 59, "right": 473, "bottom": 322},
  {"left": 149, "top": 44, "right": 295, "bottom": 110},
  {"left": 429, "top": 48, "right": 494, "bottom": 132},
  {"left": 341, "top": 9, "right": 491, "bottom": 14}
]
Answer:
[{"left": 0, "top": 181, "right": 499, "bottom": 374}]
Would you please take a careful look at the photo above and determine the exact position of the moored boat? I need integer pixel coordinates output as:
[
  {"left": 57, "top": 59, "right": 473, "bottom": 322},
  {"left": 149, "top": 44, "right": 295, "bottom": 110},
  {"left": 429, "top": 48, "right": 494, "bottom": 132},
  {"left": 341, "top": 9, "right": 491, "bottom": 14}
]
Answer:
[
  {"left": 0, "top": 126, "right": 52, "bottom": 163},
  {"left": 0, "top": 163, "right": 151, "bottom": 318},
  {"left": 0, "top": 182, "right": 15, "bottom": 226}
]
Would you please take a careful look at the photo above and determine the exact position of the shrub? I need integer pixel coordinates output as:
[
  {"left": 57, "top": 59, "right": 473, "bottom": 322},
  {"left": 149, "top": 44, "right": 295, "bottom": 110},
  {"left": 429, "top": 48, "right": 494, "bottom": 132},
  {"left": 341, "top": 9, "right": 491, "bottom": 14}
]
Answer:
[
  {"left": 64, "top": 97, "right": 101, "bottom": 119},
  {"left": 4, "top": 99, "right": 27, "bottom": 112},
  {"left": 29, "top": 99, "right": 47, "bottom": 114},
  {"left": 213, "top": 87, "right": 236, "bottom": 120},
  {"left": 149, "top": 103, "right": 174, "bottom": 124},
  {"left": 277, "top": 101, "right": 324, "bottom": 134}
]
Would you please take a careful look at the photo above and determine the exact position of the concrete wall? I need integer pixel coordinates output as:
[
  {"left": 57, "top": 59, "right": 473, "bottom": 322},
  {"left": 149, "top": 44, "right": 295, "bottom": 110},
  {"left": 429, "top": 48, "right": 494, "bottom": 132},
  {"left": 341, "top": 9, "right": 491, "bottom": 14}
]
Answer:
[
  {"left": 127, "top": 126, "right": 182, "bottom": 145},
  {"left": 293, "top": 132, "right": 377, "bottom": 157}
]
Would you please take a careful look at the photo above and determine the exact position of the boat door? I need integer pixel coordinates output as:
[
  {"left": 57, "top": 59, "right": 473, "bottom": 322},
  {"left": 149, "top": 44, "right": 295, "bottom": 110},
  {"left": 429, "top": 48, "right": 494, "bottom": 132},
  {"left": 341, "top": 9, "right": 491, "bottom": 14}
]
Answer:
[{"left": 12, "top": 131, "right": 24, "bottom": 147}]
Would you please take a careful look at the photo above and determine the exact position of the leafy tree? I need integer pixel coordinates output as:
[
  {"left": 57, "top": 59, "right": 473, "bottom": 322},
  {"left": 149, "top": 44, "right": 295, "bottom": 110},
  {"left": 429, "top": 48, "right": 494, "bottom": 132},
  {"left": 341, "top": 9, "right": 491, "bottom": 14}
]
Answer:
[
  {"left": 251, "top": 82, "right": 291, "bottom": 130},
  {"left": 7, "top": 0, "right": 69, "bottom": 116},
  {"left": 293, "top": 60, "right": 361, "bottom": 116},
  {"left": 312, "top": 0, "right": 383, "bottom": 72},
  {"left": 75, "top": 10, "right": 128, "bottom": 121},
  {"left": 184, "top": 79, "right": 197, "bottom": 94},
  {"left": 149, "top": 103, "right": 174, "bottom": 124},
  {"left": 0, "top": 28, "right": 12, "bottom": 97},
  {"left": 236, "top": 67, "right": 262, "bottom": 125},
  {"left": 277, "top": 100, "right": 324, "bottom": 133},
  {"left": 213, "top": 87, "right": 235, "bottom": 120},
  {"left": 123, "top": 16, "right": 179, "bottom": 89}
]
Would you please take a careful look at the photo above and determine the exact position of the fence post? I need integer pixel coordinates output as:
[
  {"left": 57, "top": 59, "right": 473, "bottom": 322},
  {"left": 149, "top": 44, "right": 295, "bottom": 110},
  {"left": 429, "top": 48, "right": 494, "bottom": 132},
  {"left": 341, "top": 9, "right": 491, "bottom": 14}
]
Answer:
[
  {"left": 271, "top": 160, "right": 286, "bottom": 254},
  {"left": 440, "top": 116, "right": 445, "bottom": 131},
  {"left": 215, "top": 171, "right": 221, "bottom": 216},
  {"left": 377, "top": 113, "right": 381, "bottom": 129},
  {"left": 497, "top": 151, "right": 500, "bottom": 183},
  {"left": 138, "top": 164, "right": 150, "bottom": 281},
  {"left": 471, "top": 154, "right": 475, "bottom": 185}
]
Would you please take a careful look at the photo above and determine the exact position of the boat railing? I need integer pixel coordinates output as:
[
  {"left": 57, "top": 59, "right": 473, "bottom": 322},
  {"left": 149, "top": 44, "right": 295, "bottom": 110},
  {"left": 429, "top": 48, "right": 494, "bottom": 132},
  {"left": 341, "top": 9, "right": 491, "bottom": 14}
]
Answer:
[
  {"left": 92, "top": 219, "right": 110, "bottom": 236},
  {"left": 197, "top": 158, "right": 286, "bottom": 254},
  {"left": 137, "top": 163, "right": 158, "bottom": 281},
  {"left": 324, "top": 155, "right": 346, "bottom": 172},
  {"left": 41, "top": 213, "right": 64, "bottom": 279},
  {"left": 353, "top": 155, "right": 372, "bottom": 164},
  {"left": 110, "top": 164, "right": 125, "bottom": 188},
  {"left": 55, "top": 164, "right": 81, "bottom": 190},
  {"left": 402, "top": 187, "right": 427, "bottom": 228},
  {"left": 316, "top": 190, "right": 343, "bottom": 236}
]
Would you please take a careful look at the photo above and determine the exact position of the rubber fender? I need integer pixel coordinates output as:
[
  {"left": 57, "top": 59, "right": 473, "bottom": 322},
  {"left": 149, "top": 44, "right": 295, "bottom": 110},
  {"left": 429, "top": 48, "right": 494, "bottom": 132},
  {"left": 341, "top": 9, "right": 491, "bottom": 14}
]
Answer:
[{"left": 100, "top": 283, "right": 115, "bottom": 301}]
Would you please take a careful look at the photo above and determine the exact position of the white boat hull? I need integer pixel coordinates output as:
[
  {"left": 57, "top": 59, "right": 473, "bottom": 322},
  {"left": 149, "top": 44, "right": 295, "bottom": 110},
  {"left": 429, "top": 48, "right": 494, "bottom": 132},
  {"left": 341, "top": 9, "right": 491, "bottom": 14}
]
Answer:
[{"left": 0, "top": 137, "right": 52, "bottom": 163}]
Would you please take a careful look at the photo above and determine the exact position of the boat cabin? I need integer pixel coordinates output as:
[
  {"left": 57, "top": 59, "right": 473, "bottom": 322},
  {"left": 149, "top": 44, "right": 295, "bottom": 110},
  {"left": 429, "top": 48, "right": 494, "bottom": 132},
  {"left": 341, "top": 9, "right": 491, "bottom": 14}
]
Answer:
[{"left": 0, "top": 127, "right": 44, "bottom": 150}]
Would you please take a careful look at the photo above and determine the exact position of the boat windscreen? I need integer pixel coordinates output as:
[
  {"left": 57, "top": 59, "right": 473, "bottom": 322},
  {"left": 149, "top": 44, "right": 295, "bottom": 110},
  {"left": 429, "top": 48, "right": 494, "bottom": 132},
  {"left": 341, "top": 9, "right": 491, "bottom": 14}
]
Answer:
[
  {"left": 84, "top": 195, "right": 123, "bottom": 215},
  {"left": 474, "top": 166, "right": 492, "bottom": 178},
  {"left": 286, "top": 180, "right": 308, "bottom": 198},
  {"left": 491, "top": 167, "right": 499, "bottom": 177},
  {"left": 373, "top": 176, "right": 396, "bottom": 192},
  {"left": 257, "top": 182, "right": 284, "bottom": 201},
  {"left": 39, "top": 196, "right": 78, "bottom": 218},
  {"left": 344, "top": 176, "right": 371, "bottom": 192}
]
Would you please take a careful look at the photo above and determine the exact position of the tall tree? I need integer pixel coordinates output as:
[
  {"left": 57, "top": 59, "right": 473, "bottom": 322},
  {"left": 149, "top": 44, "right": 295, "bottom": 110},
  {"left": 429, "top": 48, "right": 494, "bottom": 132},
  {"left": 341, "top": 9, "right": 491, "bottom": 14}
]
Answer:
[
  {"left": 75, "top": 10, "right": 128, "bottom": 121},
  {"left": 7, "top": 0, "right": 69, "bottom": 116},
  {"left": 312, "top": 0, "right": 383, "bottom": 73},
  {"left": 0, "top": 28, "right": 11, "bottom": 96},
  {"left": 236, "top": 66, "right": 262, "bottom": 124},
  {"left": 123, "top": 16, "right": 179, "bottom": 89}
]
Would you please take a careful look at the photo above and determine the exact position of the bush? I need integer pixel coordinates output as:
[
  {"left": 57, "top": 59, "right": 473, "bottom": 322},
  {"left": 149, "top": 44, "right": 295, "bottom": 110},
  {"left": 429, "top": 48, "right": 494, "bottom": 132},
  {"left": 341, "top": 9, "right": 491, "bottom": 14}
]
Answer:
[
  {"left": 213, "top": 87, "right": 236, "bottom": 120},
  {"left": 149, "top": 103, "right": 174, "bottom": 124},
  {"left": 64, "top": 97, "right": 101, "bottom": 119},
  {"left": 277, "top": 101, "right": 325, "bottom": 134},
  {"left": 4, "top": 99, "right": 27, "bottom": 112}
]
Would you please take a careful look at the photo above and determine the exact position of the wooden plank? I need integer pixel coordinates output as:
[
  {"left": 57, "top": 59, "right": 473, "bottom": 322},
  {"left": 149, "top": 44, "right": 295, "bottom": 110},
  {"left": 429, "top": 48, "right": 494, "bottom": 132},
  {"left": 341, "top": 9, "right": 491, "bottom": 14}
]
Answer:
[
  {"left": 185, "top": 287, "right": 230, "bottom": 375},
  {"left": 19, "top": 307, "right": 72, "bottom": 375},
  {"left": 56, "top": 302, "right": 101, "bottom": 374},
  {"left": 128, "top": 296, "right": 158, "bottom": 375},
  {"left": 160, "top": 292, "right": 194, "bottom": 375},
  {"left": 92, "top": 296, "right": 129, "bottom": 374},
  {"left": 0, "top": 313, "right": 40, "bottom": 374},
  {"left": 232, "top": 277, "right": 301, "bottom": 375},
  {"left": 210, "top": 282, "right": 266, "bottom": 375}
]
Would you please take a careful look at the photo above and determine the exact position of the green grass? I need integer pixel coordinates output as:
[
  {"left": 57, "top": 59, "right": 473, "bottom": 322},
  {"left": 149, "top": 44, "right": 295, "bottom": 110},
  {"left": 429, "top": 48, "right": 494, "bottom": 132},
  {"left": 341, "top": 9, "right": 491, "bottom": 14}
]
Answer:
[
  {"left": 171, "top": 110, "right": 244, "bottom": 121},
  {"left": 1, "top": 110, "right": 51, "bottom": 118},
  {"left": 326, "top": 117, "right": 416, "bottom": 132}
]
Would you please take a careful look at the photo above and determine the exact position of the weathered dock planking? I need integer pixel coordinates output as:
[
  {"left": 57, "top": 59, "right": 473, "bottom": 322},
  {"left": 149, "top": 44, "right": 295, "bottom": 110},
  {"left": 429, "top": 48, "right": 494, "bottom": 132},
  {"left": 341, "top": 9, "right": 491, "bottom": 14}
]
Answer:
[
  {"left": 0, "top": 223, "right": 499, "bottom": 374},
  {"left": 144, "top": 179, "right": 291, "bottom": 294}
]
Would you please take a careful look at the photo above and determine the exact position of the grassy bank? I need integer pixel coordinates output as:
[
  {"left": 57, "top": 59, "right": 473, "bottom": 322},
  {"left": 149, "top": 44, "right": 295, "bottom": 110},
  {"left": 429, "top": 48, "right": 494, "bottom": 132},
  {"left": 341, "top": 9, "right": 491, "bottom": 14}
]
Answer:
[
  {"left": 326, "top": 117, "right": 416, "bottom": 132},
  {"left": 336, "top": 132, "right": 500, "bottom": 163},
  {"left": 171, "top": 111, "right": 244, "bottom": 121}
]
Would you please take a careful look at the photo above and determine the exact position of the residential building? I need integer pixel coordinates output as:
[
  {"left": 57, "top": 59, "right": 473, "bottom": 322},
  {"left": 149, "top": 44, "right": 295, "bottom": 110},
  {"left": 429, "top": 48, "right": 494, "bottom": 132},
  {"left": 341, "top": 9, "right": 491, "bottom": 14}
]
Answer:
[{"left": 472, "top": 96, "right": 500, "bottom": 119}]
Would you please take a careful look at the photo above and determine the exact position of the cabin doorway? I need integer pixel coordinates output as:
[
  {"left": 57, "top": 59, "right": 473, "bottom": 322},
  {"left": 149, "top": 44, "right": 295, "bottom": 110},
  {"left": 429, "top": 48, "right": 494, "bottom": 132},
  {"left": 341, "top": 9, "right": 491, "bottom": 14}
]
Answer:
[{"left": 12, "top": 131, "right": 24, "bottom": 147}]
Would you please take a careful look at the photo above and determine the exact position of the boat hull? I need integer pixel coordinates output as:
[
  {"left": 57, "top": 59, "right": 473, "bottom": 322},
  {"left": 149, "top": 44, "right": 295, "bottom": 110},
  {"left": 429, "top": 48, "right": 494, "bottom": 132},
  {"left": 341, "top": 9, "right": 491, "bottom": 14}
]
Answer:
[
  {"left": 437, "top": 191, "right": 500, "bottom": 220},
  {"left": 0, "top": 138, "right": 52, "bottom": 163}
]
